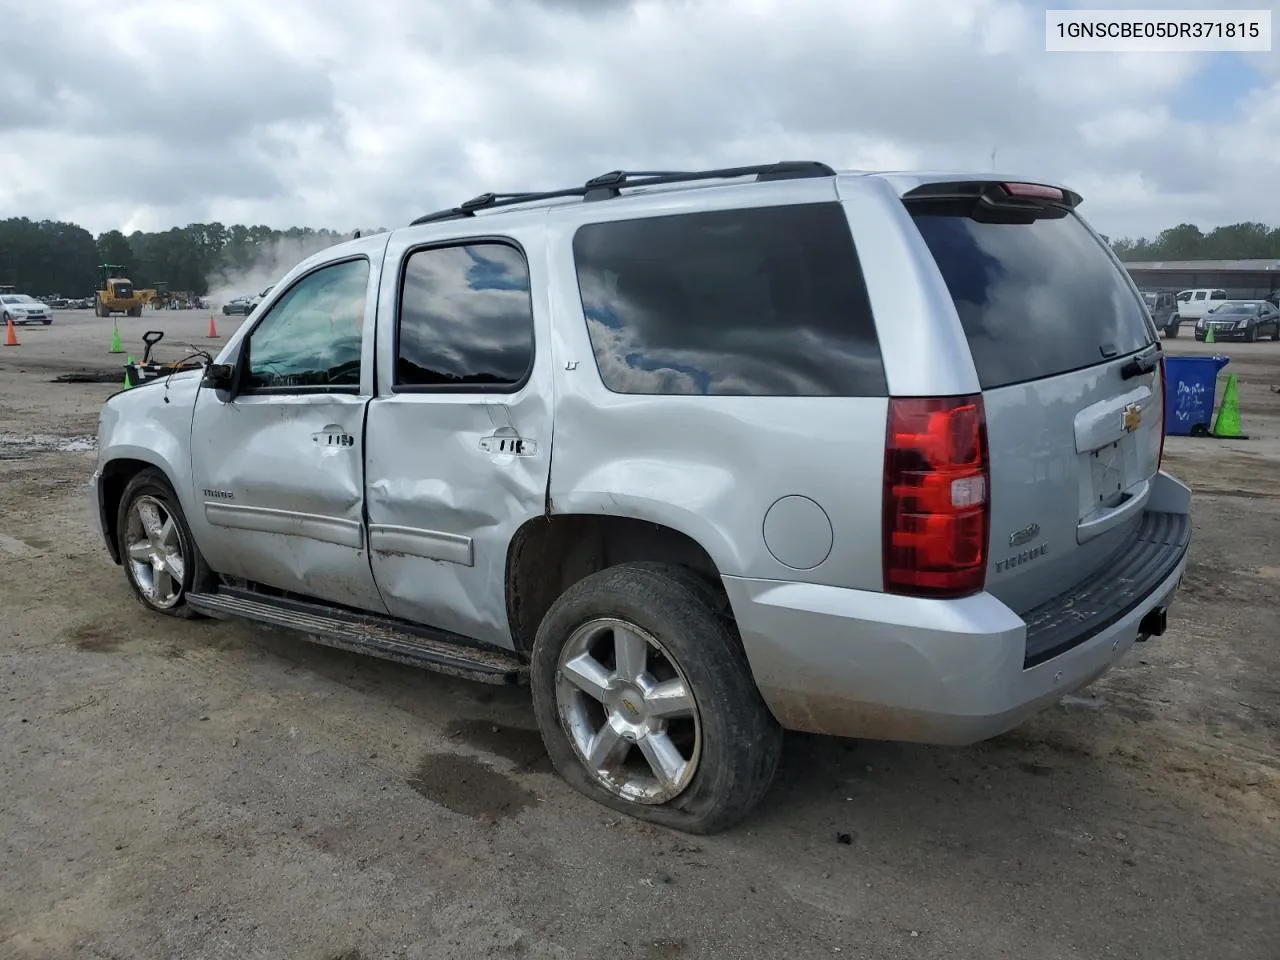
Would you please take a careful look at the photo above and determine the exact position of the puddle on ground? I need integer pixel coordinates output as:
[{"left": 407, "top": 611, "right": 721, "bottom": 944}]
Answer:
[
  {"left": 407, "top": 753, "right": 536, "bottom": 821},
  {"left": 0, "top": 433, "right": 97, "bottom": 458},
  {"left": 444, "top": 719, "right": 551, "bottom": 771}
]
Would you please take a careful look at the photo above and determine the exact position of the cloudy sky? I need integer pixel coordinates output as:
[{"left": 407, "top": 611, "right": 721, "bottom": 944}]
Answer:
[{"left": 1, "top": 0, "right": 1276, "bottom": 241}]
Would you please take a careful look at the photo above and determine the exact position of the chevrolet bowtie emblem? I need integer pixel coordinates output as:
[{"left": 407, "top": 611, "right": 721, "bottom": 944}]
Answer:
[{"left": 1122, "top": 403, "right": 1142, "bottom": 433}]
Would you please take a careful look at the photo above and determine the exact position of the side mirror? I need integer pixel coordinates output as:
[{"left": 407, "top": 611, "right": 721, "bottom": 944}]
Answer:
[
  {"left": 204, "top": 363, "right": 235, "bottom": 385},
  {"left": 202, "top": 348, "right": 242, "bottom": 402}
]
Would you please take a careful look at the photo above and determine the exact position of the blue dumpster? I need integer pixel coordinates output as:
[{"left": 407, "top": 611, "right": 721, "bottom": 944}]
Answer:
[{"left": 1164, "top": 354, "right": 1229, "bottom": 436}]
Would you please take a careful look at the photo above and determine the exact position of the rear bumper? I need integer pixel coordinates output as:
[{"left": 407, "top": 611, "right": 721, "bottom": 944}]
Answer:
[{"left": 724, "top": 470, "right": 1191, "bottom": 746}]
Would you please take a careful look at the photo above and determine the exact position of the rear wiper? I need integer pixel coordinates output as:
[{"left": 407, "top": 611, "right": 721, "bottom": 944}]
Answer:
[{"left": 1119, "top": 345, "right": 1160, "bottom": 381}]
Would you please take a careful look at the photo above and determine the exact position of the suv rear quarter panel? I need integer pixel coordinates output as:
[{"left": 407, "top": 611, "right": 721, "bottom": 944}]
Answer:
[
  {"left": 545, "top": 179, "right": 889, "bottom": 591},
  {"left": 835, "top": 174, "right": 980, "bottom": 398}
]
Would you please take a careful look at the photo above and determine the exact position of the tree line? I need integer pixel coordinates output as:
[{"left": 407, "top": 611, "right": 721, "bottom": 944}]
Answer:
[
  {"left": 0, "top": 218, "right": 379, "bottom": 298},
  {"left": 3, "top": 215, "right": 1279, "bottom": 298}
]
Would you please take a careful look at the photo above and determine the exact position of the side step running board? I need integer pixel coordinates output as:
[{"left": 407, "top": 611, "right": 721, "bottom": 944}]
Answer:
[{"left": 186, "top": 588, "right": 527, "bottom": 685}]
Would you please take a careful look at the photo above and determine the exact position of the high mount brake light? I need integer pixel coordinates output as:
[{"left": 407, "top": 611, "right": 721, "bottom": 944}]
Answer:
[
  {"left": 1001, "top": 182, "right": 1064, "bottom": 201},
  {"left": 883, "top": 395, "right": 991, "bottom": 598}
]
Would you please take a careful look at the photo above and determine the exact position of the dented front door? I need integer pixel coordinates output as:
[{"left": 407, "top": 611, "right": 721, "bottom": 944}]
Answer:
[
  {"left": 187, "top": 245, "right": 389, "bottom": 613},
  {"left": 363, "top": 224, "right": 553, "bottom": 649}
]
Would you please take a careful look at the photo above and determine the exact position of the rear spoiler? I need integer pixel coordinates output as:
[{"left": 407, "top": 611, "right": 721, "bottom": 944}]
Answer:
[{"left": 902, "top": 181, "right": 1083, "bottom": 222}]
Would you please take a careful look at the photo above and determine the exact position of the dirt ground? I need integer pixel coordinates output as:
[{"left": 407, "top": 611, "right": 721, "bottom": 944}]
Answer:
[{"left": 1, "top": 312, "right": 1277, "bottom": 960}]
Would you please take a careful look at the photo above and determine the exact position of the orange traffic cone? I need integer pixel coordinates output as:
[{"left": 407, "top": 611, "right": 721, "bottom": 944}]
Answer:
[
  {"left": 208, "top": 314, "right": 219, "bottom": 338},
  {"left": 3, "top": 315, "right": 18, "bottom": 347}
]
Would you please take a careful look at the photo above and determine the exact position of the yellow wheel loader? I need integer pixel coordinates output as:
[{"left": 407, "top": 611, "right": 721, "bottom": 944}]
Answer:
[{"left": 94, "top": 264, "right": 143, "bottom": 318}]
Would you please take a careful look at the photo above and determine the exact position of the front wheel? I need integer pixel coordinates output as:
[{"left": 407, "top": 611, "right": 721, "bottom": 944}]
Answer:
[
  {"left": 42, "top": 319, "right": 51, "bottom": 326},
  {"left": 530, "top": 562, "right": 783, "bottom": 835},
  {"left": 116, "top": 469, "right": 215, "bottom": 619},
  {"left": 1245, "top": 326, "right": 1257, "bottom": 343}
]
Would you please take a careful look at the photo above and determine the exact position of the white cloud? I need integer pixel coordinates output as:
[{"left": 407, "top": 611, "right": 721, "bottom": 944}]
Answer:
[{"left": 0, "top": 0, "right": 1275, "bottom": 242}]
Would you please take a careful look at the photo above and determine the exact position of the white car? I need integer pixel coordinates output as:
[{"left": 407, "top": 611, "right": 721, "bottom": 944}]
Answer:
[
  {"left": 249, "top": 284, "right": 275, "bottom": 309},
  {"left": 1, "top": 294, "right": 53, "bottom": 325}
]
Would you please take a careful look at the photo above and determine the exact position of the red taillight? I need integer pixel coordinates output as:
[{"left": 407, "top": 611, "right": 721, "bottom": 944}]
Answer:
[
  {"left": 1157, "top": 352, "right": 1167, "bottom": 468},
  {"left": 883, "top": 395, "right": 991, "bottom": 598},
  {"left": 1001, "top": 182, "right": 1064, "bottom": 201}
]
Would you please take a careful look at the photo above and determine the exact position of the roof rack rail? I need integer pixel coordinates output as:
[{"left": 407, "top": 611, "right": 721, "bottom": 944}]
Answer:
[{"left": 408, "top": 161, "right": 836, "bottom": 226}]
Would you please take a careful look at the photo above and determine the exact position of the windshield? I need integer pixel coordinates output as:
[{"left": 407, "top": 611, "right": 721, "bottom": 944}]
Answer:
[
  {"left": 1, "top": 296, "right": 19, "bottom": 304},
  {"left": 1216, "top": 304, "right": 1258, "bottom": 315}
]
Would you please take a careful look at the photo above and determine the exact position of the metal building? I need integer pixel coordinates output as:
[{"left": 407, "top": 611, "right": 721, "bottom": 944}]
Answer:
[{"left": 1123, "top": 259, "right": 1280, "bottom": 301}]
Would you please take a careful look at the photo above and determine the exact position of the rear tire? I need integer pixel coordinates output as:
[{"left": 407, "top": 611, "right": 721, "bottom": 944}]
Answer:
[
  {"left": 116, "top": 469, "right": 216, "bottom": 619},
  {"left": 1165, "top": 320, "right": 1180, "bottom": 339},
  {"left": 530, "top": 562, "right": 783, "bottom": 835}
]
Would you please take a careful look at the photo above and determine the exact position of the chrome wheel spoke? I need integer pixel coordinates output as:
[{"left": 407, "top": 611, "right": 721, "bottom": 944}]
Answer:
[
  {"left": 138, "top": 501, "right": 164, "bottom": 540},
  {"left": 613, "top": 627, "right": 648, "bottom": 683},
  {"left": 159, "top": 515, "right": 178, "bottom": 551},
  {"left": 637, "top": 731, "right": 687, "bottom": 791},
  {"left": 127, "top": 540, "right": 152, "bottom": 563},
  {"left": 645, "top": 678, "right": 694, "bottom": 720},
  {"left": 561, "top": 652, "right": 611, "bottom": 704},
  {"left": 153, "top": 567, "right": 175, "bottom": 601},
  {"left": 165, "top": 552, "right": 185, "bottom": 582},
  {"left": 586, "top": 721, "right": 630, "bottom": 768}
]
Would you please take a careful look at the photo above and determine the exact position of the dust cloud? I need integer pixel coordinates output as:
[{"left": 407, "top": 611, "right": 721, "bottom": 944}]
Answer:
[{"left": 204, "top": 229, "right": 381, "bottom": 308}]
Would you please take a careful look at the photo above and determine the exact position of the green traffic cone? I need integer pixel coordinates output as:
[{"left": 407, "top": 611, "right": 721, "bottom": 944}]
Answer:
[
  {"left": 109, "top": 323, "right": 124, "bottom": 354},
  {"left": 123, "top": 355, "right": 135, "bottom": 390},
  {"left": 1204, "top": 324, "right": 1215, "bottom": 344},
  {"left": 1211, "top": 373, "right": 1246, "bottom": 439}
]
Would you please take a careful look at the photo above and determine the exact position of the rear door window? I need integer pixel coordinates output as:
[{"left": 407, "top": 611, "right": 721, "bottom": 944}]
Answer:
[{"left": 909, "top": 210, "right": 1153, "bottom": 389}]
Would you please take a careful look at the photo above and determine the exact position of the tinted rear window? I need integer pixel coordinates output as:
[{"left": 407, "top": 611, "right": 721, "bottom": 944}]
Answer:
[
  {"left": 910, "top": 211, "right": 1153, "bottom": 389},
  {"left": 572, "top": 203, "right": 886, "bottom": 397}
]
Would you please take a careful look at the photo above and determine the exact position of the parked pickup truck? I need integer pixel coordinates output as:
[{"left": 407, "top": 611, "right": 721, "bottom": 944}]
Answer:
[{"left": 1169, "top": 288, "right": 1228, "bottom": 337}]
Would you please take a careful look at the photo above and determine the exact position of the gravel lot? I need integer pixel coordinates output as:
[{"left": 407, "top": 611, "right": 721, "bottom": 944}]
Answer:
[{"left": 2, "top": 310, "right": 1278, "bottom": 960}]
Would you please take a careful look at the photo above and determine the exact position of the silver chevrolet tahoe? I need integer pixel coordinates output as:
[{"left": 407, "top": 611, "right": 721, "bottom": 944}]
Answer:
[{"left": 90, "top": 162, "right": 1191, "bottom": 834}]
